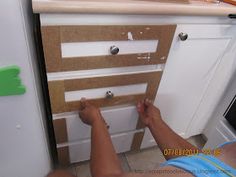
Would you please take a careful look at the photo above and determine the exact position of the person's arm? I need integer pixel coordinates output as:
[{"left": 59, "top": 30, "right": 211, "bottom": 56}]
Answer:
[
  {"left": 47, "top": 170, "right": 76, "bottom": 177},
  {"left": 137, "top": 99, "right": 200, "bottom": 160},
  {"left": 79, "top": 99, "right": 123, "bottom": 177}
]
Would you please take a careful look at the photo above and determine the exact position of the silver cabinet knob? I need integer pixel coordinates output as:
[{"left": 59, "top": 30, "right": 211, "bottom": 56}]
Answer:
[
  {"left": 110, "top": 46, "right": 119, "bottom": 55},
  {"left": 106, "top": 91, "right": 114, "bottom": 99},
  {"left": 179, "top": 32, "right": 188, "bottom": 41}
]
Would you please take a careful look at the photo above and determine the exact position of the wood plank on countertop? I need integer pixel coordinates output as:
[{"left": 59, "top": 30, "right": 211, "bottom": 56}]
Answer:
[{"left": 32, "top": 0, "right": 236, "bottom": 16}]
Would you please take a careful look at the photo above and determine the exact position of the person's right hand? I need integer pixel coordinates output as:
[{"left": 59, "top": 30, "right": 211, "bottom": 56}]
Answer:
[
  {"left": 137, "top": 98, "right": 162, "bottom": 127},
  {"left": 79, "top": 98, "right": 102, "bottom": 126}
]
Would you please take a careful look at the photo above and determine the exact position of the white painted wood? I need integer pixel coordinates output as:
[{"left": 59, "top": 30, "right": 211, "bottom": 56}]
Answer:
[
  {"left": 202, "top": 70, "right": 236, "bottom": 149},
  {"left": 217, "top": 120, "right": 236, "bottom": 140},
  {"left": 67, "top": 130, "right": 143, "bottom": 162},
  {"left": 0, "top": 1, "right": 51, "bottom": 177},
  {"left": 156, "top": 25, "right": 230, "bottom": 136},
  {"left": 202, "top": 68, "right": 236, "bottom": 149},
  {"left": 141, "top": 128, "right": 186, "bottom": 149},
  {"left": 203, "top": 119, "right": 236, "bottom": 149},
  {"left": 186, "top": 26, "right": 236, "bottom": 136},
  {"left": 61, "top": 40, "right": 158, "bottom": 58},
  {"left": 40, "top": 14, "right": 236, "bottom": 26},
  {"left": 140, "top": 128, "right": 156, "bottom": 149},
  {"left": 47, "top": 65, "right": 162, "bottom": 81},
  {"left": 39, "top": 13, "right": 236, "bottom": 158},
  {"left": 47, "top": 64, "right": 163, "bottom": 81},
  {"left": 203, "top": 127, "right": 229, "bottom": 149},
  {"left": 173, "top": 25, "right": 233, "bottom": 39},
  {"left": 142, "top": 24, "right": 236, "bottom": 149},
  {"left": 65, "top": 83, "right": 147, "bottom": 102},
  {"left": 203, "top": 68, "right": 236, "bottom": 139},
  {"left": 54, "top": 105, "right": 139, "bottom": 142}
]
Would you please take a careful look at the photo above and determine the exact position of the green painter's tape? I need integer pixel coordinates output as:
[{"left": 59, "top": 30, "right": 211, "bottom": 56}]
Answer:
[{"left": 0, "top": 65, "right": 26, "bottom": 96}]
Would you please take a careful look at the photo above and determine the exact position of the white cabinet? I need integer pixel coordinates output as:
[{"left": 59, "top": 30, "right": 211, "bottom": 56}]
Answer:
[
  {"left": 204, "top": 120, "right": 236, "bottom": 149},
  {"left": 142, "top": 24, "right": 236, "bottom": 148},
  {"left": 39, "top": 14, "right": 236, "bottom": 161}
]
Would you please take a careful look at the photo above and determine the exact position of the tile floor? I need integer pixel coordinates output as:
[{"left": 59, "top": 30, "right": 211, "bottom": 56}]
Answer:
[{"left": 66, "top": 135, "right": 206, "bottom": 177}]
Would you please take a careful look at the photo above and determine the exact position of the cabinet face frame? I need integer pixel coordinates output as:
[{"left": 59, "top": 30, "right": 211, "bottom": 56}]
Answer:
[
  {"left": 48, "top": 71, "right": 162, "bottom": 114},
  {"left": 41, "top": 25, "right": 176, "bottom": 72}
]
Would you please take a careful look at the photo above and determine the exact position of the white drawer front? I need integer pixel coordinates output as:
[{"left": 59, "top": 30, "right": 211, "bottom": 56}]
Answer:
[
  {"left": 66, "top": 130, "right": 141, "bottom": 163},
  {"left": 54, "top": 105, "right": 139, "bottom": 142},
  {"left": 65, "top": 83, "right": 147, "bottom": 102},
  {"left": 61, "top": 40, "right": 158, "bottom": 58}
]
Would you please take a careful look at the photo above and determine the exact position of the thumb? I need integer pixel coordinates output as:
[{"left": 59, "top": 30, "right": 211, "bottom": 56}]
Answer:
[
  {"left": 144, "top": 98, "right": 152, "bottom": 107},
  {"left": 137, "top": 102, "right": 146, "bottom": 119}
]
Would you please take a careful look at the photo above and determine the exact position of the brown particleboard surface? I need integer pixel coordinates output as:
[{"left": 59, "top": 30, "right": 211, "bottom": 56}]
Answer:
[
  {"left": 131, "top": 83, "right": 158, "bottom": 151},
  {"left": 41, "top": 25, "right": 176, "bottom": 72},
  {"left": 131, "top": 131, "right": 146, "bottom": 151},
  {"left": 67, "top": 94, "right": 147, "bottom": 112},
  {"left": 53, "top": 119, "right": 68, "bottom": 144},
  {"left": 57, "top": 146, "right": 70, "bottom": 166},
  {"left": 64, "top": 71, "right": 161, "bottom": 91},
  {"left": 48, "top": 71, "right": 162, "bottom": 114}
]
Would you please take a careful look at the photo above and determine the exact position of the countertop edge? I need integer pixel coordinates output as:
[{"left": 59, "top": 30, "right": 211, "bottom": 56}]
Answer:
[{"left": 32, "top": 1, "right": 236, "bottom": 16}]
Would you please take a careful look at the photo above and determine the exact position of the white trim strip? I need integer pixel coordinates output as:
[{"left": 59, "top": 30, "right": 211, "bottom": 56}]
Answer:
[
  {"left": 61, "top": 40, "right": 159, "bottom": 58},
  {"left": 47, "top": 64, "right": 163, "bottom": 81},
  {"left": 65, "top": 83, "right": 147, "bottom": 102},
  {"left": 56, "top": 129, "right": 144, "bottom": 148}
]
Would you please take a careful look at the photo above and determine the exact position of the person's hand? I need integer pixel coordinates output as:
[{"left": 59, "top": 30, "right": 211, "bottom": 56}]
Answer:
[
  {"left": 137, "top": 98, "right": 162, "bottom": 127},
  {"left": 79, "top": 98, "right": 102, "bottom": 126}
]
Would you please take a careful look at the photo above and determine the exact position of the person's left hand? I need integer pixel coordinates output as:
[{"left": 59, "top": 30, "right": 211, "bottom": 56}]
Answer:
[{"left": 79, "top": 98, "right": 102, "bottom": 126}]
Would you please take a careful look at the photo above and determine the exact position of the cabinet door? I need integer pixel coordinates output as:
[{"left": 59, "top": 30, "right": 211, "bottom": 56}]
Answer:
[{"left": 142, "top": 24, "right": 236, "bottom": 148}]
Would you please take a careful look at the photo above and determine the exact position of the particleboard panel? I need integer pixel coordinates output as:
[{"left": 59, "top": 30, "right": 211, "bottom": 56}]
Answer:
[
  {"left": 57, "top": 146, "right": 70, "bottom": 166},
  {"left": 48, "top": 71, "right": 162, "bottom": 114},
  {"left": 130, "top": 74, "right": 160, "bottom": 150},
  {"left": 131, "top": 131, "right": 146, "bottom": 151},
  {"left": 53, "top": 119, "right": 68, "bottom": 144},
  {"left": 41, "top": 25, "right": 176, "bottom": 72}
]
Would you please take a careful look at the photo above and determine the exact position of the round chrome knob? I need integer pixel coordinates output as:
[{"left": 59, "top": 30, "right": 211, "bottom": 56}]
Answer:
[
  {"left": 178, "top": 32, "right": 188, "bottom": 41},
  {"left": 110, "top": 46, "right": 119, "bottom": 55},
  {"left": 106, "top": 91, "right": 114, "bottom": 99}
]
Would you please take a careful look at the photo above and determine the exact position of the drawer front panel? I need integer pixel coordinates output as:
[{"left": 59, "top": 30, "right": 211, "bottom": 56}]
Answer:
[
  {"left": 48, "top": 71, "right": 162, "bottom": 114},
  {"left": 41, "top": 25, "right": 176, "bottom": 72},
  {"left": 53, "top": 106, "right": 139, "bottom": 144},
  {"left": 57, "top": 130, "right": 143, "bottom": 164},
  {"left": 61, "top": 40, "right": 158, "bottom": 58},
  {"left": 65, "top": 83, "right": 147, "bottom": 102}
]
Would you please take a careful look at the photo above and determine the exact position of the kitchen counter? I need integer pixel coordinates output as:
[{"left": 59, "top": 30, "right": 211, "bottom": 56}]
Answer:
[{"left": 32, "top": 0, "right": 236, "bottom": 16}]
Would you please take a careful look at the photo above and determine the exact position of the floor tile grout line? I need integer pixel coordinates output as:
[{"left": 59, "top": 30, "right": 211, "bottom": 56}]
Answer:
[
  {"left": 74, "top": 166, "right": 78, "bottom": 177},
  {"left": 124, "top": 153, "right": 132, "bottom": 172}
]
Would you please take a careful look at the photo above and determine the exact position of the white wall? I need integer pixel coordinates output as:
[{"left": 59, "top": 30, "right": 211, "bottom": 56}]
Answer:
[{"left": 0, "top": 1, "right": 51, "bottom": 177}]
